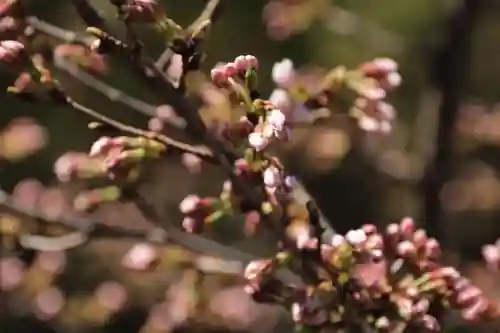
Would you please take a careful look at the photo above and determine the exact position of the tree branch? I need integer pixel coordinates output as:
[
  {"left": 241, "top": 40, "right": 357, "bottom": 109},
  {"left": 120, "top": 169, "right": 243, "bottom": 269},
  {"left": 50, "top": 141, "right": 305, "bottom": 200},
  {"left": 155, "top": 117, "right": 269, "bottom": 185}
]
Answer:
[
  {"left": 0, "top": 187, "right": 301, "bottom": 283},
  {"left": 155, "top": 0, "right": 225, "bottom": 73}
]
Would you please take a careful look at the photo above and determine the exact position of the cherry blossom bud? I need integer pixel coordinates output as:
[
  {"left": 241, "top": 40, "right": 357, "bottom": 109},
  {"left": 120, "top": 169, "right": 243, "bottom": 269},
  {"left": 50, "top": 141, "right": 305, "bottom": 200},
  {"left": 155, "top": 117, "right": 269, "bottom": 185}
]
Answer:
[
  {"left": 179, "top": 195, "right": 200, "bottom": 214},
  {"left": 412, "top": 229, "right": 428, "bottom": 247},
  {"left": 0, "top": 39, "right": 25, "bottom": 64},
  {"left": 284, "top": 175, "right": 296, "bottom": 188},
  {"left": 362, "top": 224, "right": 377, "bottom": 235},
  {"left": 121, "top": 0, "right": 165, "bottom": 23},
  {"left": 373, "top": 57, "right": 398, "bottom": 73},
  {"left": 397, "top": 240, "right": 416, "bottom": 257},
  {"left": 182, "top": 217, "right": 198, "bottom": 233},
  {"left": 271, "top": 58, "right": 295, "bottom": 88},
  {"left": 89, "top": 136, "right": 113, "bottom": 157},
  {"left": 263, "top": 165, "right": 281, "bottom": 188},
  {"left": 234, "top": 158, "right": 250, "bottom": 174},
  {"left": 386, "top": 71, "right": 402, "bottom": 88},
  {"left": 267, "top": 108, "right": 286, "bottom": 131},
  {"left": 386, "top": 223, "right": 400, "bottom": 237},
  {"left": 331, "top": 234, "right": 346, "bottom": 247},
  {"left": 210, "top": 66, "right": 226, "bottom": 84},
  {"left": 248, "top": 132, "right": 269, "bottom": 151},
  {"left": 424, "top": 238, "right": 441, "bottom": 259},
  {"left": 400, "top": 217, "right": 415, "bottom": 236},
  {"left": 269, "top": 88, "right": 292, "bottom": 113},
  {"left": 345, "top": 229, "right": 367, "bottom": 246},
  {"left": 245, "top": 55, "right": 258, "bottom": 69},
  {"left": 223, "top": 62, "right": 237, "bottom": 77},
  {"left": 482, "top": 244, "right": 500, "bottom": 269},
  {"left": 182, "top": 153, "right": 202, "bottom": 173},
  {"left": 121, "top": 243, "right": 158, "bottom": 271}
]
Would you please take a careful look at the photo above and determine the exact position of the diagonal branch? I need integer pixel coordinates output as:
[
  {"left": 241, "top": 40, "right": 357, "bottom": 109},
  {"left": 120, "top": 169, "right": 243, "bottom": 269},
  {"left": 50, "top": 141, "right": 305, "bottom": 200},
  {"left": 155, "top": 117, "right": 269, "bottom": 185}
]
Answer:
[{"left": 155, "top": 0, "right": 225, "bottom": 73}]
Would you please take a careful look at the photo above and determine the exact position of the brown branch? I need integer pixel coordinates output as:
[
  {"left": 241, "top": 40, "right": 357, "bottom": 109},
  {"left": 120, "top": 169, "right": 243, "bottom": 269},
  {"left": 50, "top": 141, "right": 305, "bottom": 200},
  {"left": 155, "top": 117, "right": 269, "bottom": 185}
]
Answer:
[
  {"left": 69, "top": 0, "right": 107, "bottom": 29},
  {"left": 0, "top": 187, "right": 301, "bottom": 284},
  {"left": 62, "top": 98, "right": 215, "bottom": 162}
]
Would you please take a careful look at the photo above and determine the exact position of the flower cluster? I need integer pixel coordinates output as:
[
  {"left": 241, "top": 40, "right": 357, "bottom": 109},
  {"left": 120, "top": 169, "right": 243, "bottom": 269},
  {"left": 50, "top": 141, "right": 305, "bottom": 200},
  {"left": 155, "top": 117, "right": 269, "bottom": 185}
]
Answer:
[
  {"left": 210, "top": 55, "right": 259, "bottom": 86},
  {"left": 269, "top": 57, "right": 401, "bottom": 134},
  {"left": 242, "top": 218, "right": 499, "bottom": 331},
  {"left": 350, "top": 58, "right": 401, "bottom": 133}
]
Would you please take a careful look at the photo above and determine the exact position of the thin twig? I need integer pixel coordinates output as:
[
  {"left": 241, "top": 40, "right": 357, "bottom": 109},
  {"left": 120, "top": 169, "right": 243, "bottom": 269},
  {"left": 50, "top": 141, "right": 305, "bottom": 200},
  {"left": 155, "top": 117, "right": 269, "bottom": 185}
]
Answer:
[
  {"left": 155, "top": 0, "right": 225, "bottom": 73},
  {"left": 66, "top": 99, "right": 216, "bottom": 162},
  {"left": 26, "top": 16, "right": 187, "bottom": 129}
]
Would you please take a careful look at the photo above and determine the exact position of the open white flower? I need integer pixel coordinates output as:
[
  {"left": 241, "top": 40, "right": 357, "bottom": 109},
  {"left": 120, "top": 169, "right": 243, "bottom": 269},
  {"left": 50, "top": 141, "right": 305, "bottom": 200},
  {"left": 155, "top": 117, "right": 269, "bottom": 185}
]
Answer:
[
  {"left": 263, "top": 165, "right": 281, "bottom": 188},
  {"left": 179, "top": 195, "right": 200, "bottom": 214},
  {"left": 345, "top": 229, "right": 367, "bottom": 246},
  {"left": 267, "top": 108, "right": 286, "bottom": 131},
  {"left": 248, "top": 132, "right": 269, "bottom": 151},
  {"left": 271, "top": 58, "right": 295, "bottom": 88}
]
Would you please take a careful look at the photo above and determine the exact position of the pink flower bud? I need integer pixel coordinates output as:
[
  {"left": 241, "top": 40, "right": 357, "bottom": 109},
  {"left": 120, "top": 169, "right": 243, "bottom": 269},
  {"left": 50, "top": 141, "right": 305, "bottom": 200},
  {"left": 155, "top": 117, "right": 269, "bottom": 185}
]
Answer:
[
  {"left": 179, "top": 195, "right": 200, "bottom": 214},
  {"left": 399, "top": 217, "right": 415, "bottom": 236},
  {"left": 234, "top": 55, "right": 248, "bottom": 71},
  {"left": 234, "top": 158, "right": 250, "bottom": 174},
  {"left": 122, "top": 0, "right": 165, "bottom": 23},
  {"left": 182, "top": 217, "right": 198, "bottom": 233},
  {"left": 267, "top": 108, "right": 286, "bottom": 131},
  {"left": 373, "top": 58, "right": 398, "bottom": 73},
  {"left": 210, "top": 67, "right": 226, "bottom": 84},
  {"left": 0, "top": 39, "right": 25, "bottom": 64},
  {"left": 345, "top": 229, "right": 367, "bottom": 246},
  {"left": 362, "top": 224, "right": 377, "bottom": 235},
  {"left": 397, "top": 240, "right": 416, "bottom": 257},
  {"left": 248, "top": 132, "right": 269, "bottom": 151},
  {"left": 424, "top": 238, "right": 441, "bottom": 259},
  {"left": 386, "top": 71, "right": 402, "bottom": 88},
  {"left": 121, "top": 243, "right": 158, "bottom": 271},
  {"left": 223, "top": 62, "right": 237, "bottom": 77},
  {"left": 271, "top": 58, "right": 295, "bottom": 88},
  {"left": 331, "top": 234, "right": 346, "bottom": 247},
  {"left": 263, "top": 165, "right": 281, "bottom": 188},
  {"left": 245, "top": 55, "right": 258, "bottom": 69},
  {"left": 89, "top": 136, "right": 112, "bottom": 157}
]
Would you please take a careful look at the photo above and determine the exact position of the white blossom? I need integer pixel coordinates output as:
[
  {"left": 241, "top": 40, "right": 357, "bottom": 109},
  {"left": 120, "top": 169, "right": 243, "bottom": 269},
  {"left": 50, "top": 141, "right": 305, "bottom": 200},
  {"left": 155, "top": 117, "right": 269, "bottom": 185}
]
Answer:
[
  {"left": 267, "top": 108, "right": 286, "bottom": 131},
  {"left": 345, "top": 229, "right": 367, "bottom": 246},
  {"left": 271, "top": 58, "right": 295, "bottom": 88},
  {"left": 263, "top": 165, "right": 281, "bottom": 188},
  {"left": 179, "top": 195, "right": 200, "bottom": 214},
  {"left": 248, "top": 132, "right": 269, "bottom": 151}
]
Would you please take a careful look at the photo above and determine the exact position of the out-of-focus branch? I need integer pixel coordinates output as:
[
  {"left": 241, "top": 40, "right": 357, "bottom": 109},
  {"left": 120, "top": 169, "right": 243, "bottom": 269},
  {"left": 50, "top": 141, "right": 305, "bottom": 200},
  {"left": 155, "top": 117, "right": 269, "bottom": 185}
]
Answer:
[
  {"left": 69, "top": 0, "right": 107, "bottom": 29},
  {"left": 422, "top": 0, "right": 483, "bottom": 242},
  {"left": 26, "top": 16, "right": 187, "bottom": 129},
  {"left": 0, "top": 187, "right": 301, "bottom": 283}
]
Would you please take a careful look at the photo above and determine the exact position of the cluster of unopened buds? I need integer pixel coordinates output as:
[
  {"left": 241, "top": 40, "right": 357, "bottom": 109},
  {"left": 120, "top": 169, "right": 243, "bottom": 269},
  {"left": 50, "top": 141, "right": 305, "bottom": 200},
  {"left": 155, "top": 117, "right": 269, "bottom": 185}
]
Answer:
[
  {"left": 53, "top": 136, "right": 166, "bottom": 186},
  {"left": 210, "top": 55, "right": 259, "bottom": 86},
  {"left": 178, "top": 194, "right": 230, "bottom": 233},
  {"left": 350, "top": 58, "right": 401, "bottom": 134},
  {"left": 242, "top": 217, "right": 499, "bottom": 331}
]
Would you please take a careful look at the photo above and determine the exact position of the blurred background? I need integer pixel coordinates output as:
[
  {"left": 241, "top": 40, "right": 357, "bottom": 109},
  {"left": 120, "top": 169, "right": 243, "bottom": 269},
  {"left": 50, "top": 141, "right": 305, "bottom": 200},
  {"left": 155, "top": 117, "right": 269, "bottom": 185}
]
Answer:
[{"left": 1, "top": 0, "right": 500, "bottom": 332}]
